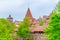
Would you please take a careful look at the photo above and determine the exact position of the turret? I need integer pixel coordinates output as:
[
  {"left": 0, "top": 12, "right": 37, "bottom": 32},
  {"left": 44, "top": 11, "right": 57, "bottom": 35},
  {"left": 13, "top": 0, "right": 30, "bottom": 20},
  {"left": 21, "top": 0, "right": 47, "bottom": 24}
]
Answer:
[{"left": 7, "top": 14, "right": 13, "bottom": 22}]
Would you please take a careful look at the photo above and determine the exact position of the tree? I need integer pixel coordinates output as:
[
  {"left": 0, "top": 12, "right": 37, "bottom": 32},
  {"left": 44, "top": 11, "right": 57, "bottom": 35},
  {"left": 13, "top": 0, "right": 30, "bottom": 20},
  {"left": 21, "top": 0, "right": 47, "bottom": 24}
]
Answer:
[
  {"left": 39, "top": 21, "right": 44, "bottom": 26},
  {"left": 17, "top": 17, "right": 31, "bottom": 40},
  {"left": 53, "top": 1, "right": 60, "bottom": 14},
  {"left": 44, "top": 13, "right": 60, "bottom": 40},
  {"left": 44, "top": 1, "right": 60, "bottom": 40},
  {"left": 0, "top": 18, "right": 16, "bottom": 40},
  {"left": 39, "top": 17, "right": 44, "bottom": 26}
]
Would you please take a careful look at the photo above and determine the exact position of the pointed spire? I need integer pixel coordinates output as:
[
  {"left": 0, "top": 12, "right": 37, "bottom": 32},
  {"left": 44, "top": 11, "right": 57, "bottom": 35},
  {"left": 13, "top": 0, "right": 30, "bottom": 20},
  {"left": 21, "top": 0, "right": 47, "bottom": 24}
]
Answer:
[
  {"left": 25, "top": 8, "right": 33, "bottom": 19},
  {"left": 7, "top": 14, "right": 13, "bottom": 19},
  {"left": 7, "top": 14, "right": 13, "bottom": 22},
  {"left": 9, "top": 14, "right": 11, "bottom": 17}
]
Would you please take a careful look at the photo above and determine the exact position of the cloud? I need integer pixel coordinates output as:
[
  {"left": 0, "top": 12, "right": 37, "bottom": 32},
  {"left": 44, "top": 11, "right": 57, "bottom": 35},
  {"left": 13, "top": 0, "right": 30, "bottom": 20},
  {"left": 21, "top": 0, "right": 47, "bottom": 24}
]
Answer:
[
  {"left": 0, "top": 0, "right": 25, "bottom": 20},
  {"left": 0, "top": 0, "right": 59, "bottom": 20},
  {"left": 0, "top": 0, "right": 24, "bottom": 11},
  {"left": 29, "top": 0, "right": 59, "bottom": 18}
]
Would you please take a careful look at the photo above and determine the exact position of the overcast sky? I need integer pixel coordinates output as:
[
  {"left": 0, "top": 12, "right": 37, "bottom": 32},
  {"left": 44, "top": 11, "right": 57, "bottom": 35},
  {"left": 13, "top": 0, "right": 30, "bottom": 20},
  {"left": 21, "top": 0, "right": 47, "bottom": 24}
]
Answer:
[{"left": 0, "top": 0, "right": 59, "bottom": 21}]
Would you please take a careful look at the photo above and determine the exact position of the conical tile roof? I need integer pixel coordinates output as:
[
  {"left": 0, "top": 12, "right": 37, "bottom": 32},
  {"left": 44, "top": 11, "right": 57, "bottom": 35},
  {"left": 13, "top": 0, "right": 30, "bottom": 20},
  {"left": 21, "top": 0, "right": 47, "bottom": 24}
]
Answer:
[{"left": 25, "top": 8, "right": 33, "bottom": 19}]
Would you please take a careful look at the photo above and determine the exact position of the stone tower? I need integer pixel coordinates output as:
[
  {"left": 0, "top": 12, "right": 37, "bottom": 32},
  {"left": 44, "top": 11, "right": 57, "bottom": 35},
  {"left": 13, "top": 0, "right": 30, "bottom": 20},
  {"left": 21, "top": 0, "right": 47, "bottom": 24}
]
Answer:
[{"left": 7, "top": 14, "right": 13, "bottom": 22}]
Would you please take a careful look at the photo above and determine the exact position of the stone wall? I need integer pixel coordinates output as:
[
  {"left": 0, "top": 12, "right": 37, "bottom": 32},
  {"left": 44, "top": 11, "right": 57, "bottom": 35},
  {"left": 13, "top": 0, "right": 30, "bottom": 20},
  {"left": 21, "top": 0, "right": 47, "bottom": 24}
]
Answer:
[
  {"left": 31, "top": 33, "right": 47, "bottom": 40},
  {"left": 13, "top": 32, "right": 47, "bottom": 40}
]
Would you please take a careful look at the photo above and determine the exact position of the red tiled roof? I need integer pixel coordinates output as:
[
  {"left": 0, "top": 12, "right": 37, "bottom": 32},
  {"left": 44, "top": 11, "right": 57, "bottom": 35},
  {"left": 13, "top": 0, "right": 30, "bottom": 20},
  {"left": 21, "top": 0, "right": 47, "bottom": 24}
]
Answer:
[
  {"left": 30, "top": 23, "right": 47, "bottom": 32},
  {"left": 14, "top": 21, "right": 20, "bottom": 25},
  {"left": 43, "top": 16, "right": 49, "bottom": 19}
]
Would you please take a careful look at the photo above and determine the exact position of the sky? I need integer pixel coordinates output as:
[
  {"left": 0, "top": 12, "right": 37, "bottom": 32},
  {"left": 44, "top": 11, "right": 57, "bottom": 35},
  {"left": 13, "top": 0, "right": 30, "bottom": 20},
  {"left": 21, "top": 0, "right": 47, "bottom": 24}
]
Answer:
[{"left": 0, "top": 0, "right": 59, "bottom": 21}]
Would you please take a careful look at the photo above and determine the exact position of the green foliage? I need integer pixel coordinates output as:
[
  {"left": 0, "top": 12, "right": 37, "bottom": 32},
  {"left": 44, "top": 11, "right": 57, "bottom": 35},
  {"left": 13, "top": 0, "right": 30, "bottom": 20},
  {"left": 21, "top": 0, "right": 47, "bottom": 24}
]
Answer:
[
  {"left": 44, "top": 13, "right": 60, "bottom": 40},
  {"left": 39, "top": 21, "right": 44, "bottom": 26},
  {"left": 17, "top": 17, "right": 31, "bottom": 39},
  {"left": 0, "top": 18, "right": 16, "bottom": 40},
  {"left": 44, "top": 1, "right": 60, "bottom": 40},
  {"left": 38, "top": 17, "right": 44, "bottom": 26},
  {"left": 53, "top": 1, "right": 60, "bottom": 14}
]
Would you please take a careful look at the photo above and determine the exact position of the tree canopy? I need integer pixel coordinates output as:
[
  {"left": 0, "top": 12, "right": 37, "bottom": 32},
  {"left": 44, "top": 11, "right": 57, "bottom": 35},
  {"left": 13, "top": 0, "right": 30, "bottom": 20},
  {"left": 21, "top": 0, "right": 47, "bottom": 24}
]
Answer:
[
  {"left": 17, "top": 17, "right": 31, "bottom": 40},
  {"left": 53, "top": 1, "right": 60, "bottom": 14},
  {"left": 44, "top": 13, "right": 60, "bottom": 40},
  {"left": 44, "top": 1, "right": 60, "bottom": 40},
  {"left": 0, "top": 18, "right": 16, "bottom": 40}
]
